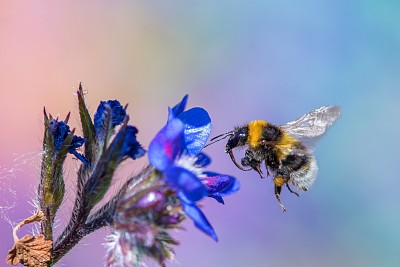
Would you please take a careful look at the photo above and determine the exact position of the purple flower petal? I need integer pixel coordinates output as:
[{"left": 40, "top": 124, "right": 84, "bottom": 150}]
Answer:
[
  {"left": 165, "top": 166, "right": 207, "bottom": 202},
  {"left": 135, "top": 191, "right": 166, "bottom": 211},
  {"left": 201, "top": 174, "right": 231, "bottom": 194},
  {"left": 208, "top": 193, "right": 225, "bottom": 204},
  {"left": 159, "top": 213, "right": 181, "bottom": 225},
  {"left": 177, "top": 107, "right": 212, "bottom": 156},
  {"left": 169, "top": 95, "right": 188, "bottom": 121},
  {"left": 178, "top": 193, "right": 218, "bottom": 241},
  {"left": 203, "top": 172, "right": 240, "bottom": 197},
  {"left": 148, "top": 119, "right": 185, "bottom": 171}
]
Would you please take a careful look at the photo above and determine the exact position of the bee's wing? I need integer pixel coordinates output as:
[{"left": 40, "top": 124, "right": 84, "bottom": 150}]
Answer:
[{"left": 281, "top": 106, "right": 340, "bottom": 147}]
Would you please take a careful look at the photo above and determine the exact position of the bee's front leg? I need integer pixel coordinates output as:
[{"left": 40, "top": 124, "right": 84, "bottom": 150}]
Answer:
[{"left": 241, "top": 150, "right": 264, "bottom": 178}]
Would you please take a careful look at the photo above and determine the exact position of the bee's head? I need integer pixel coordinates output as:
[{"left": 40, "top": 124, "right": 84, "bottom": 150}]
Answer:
[
  {"left": 206, "top": 126, "right": 251, "bottom": 172},
  {"left": 225, "top": 126, "right": 248, "bottom": 152},
  {"left": 206, "top": 126, "right": 248, "bottom": 151}
]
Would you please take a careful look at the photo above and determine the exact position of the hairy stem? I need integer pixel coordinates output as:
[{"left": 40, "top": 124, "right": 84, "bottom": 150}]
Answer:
[{"left": 51, "top": 166, "right": 154, "bottom": 265}]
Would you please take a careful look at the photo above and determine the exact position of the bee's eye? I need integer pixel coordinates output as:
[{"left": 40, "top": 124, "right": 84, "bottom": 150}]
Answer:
[
  {"left": 226, "top": 127, "right": 248, "bottom": 150},
  {"left": 238, "top": 128, "right": 247, "bottom": 139}
]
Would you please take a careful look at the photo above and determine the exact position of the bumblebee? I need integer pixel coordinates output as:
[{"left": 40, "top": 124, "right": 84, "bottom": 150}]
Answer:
[{"left": 208, "top": 106, "right": 340, "bottom": 212}]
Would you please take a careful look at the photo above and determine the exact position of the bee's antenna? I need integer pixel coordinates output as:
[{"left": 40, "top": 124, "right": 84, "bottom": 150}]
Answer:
[
  {"left": 210, "top": 131, "right": 233, "bottom": 142},
  {"left": 204, "top": 131, "right": 233, "bottom": 148}
]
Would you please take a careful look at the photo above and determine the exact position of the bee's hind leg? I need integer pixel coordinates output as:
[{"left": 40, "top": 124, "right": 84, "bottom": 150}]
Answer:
[
  {"left": 273, "top": 175, "right": 286, "bottom": 212},
  {"left": 274, "top": 184, "right": 286, "bottom": 213}
]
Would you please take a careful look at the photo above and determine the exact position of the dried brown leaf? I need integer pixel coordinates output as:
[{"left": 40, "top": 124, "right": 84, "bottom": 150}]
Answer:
[{"left": 7, "top": 234, "right": 52, "bottom": 267}]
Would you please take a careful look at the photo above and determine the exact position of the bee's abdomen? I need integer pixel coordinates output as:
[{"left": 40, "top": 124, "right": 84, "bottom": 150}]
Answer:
[
  {"left": 286, "top": 155, "right": 318, "bottom": 191},
  {"left": 281, "top": 154, "right": 309, "bottom": 172}
]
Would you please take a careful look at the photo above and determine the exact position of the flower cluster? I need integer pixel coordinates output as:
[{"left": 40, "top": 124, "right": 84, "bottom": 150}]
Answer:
[
  {"left": 106, "top": 95, "right": 239, "bottom": 266},
  {"left": 48, "top": 115, "right": 89, "bottom": 166},
  {"left": 6, "top": 85, "right": 239, "bottom": 267},
  {"left": 35, "top": 85, "right": 145, "bottom": 266}
]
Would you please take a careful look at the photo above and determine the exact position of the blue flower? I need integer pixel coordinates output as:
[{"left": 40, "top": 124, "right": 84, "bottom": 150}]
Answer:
[
  {"left": 49, "top": 119, "right": 90, "bottom": 166},
  {"left": 92, "top": 99, "right": 145, "bottom": 161},
  {"left": 69, "top": 135, "right": 90, "bottom": 166},
  {"left": 148, "top": 95, "right": 239, "bottom": 241},
  {"left": 113, "top": 125, "right": 146, "bottom": 160},
  {"left": 94, "top": 100, "right": 127, "bottom": 142}
]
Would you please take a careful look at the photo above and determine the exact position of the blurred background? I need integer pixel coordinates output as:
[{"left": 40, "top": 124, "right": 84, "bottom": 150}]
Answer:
[{"left": 1, "top": 1, "right": 399, "bottom": 266}]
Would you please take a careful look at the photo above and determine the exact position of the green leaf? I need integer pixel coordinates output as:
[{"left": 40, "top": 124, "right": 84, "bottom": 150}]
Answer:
[
  {"left": 48, "top": 129, "right": 75, "bottom": 217},
  {"left": 39, "top": 109, "right": 54, "bottom": 209},
  {"left": 77, "top": 83, "right": 98, "bottom": 164},
  {"left": 81, "top": 124, "right": 128, "bottom": 217}
]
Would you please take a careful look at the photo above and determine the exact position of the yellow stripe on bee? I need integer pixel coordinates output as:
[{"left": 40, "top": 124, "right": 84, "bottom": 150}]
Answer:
[
  {"left": 275, "top": 132, "right": 299, "bottom": 160},
  {"left": 273, "top": 175, "right": 285, "bottom": 187},
  {"left": 248, "top": 120, "right": 269, "bottom": 148}
]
